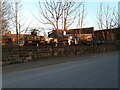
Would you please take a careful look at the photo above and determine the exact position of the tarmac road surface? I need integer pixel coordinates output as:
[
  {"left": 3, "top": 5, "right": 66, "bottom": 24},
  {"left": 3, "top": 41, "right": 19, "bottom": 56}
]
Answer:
[{"left": 2, "top": 51, "right": 118, "bottom": 88}]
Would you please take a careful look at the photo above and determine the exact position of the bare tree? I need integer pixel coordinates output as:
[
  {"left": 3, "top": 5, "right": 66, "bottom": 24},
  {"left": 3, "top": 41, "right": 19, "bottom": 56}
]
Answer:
[
  {"left": 96, "top": 3, "right": 118, "bottom": 51},
  {"left": 0, "top": 0, "right": 13, "bottom": 35},
  {"left": 97, "top": 3, "right": 118, "bottom": 30},
  {"left": 76, "top": 1, "right": 87, "bottom": 43},
  {"left": 62, "top": 1, "right": 76, "bottom": 31},
  {"left": 112, "top": 7, "right": 118, "bottom": 28},
  {"left": 77, "top": 2, "right": 86, "bottom": 28},
  {"left": 12, "top": 0, "right": 32, "bottom": 45},
  {"left": 97, "top": 3, "right": 103, "bottom": 30},
  {"left": 36, "top": 0, "right": 83, "bottom": 33},
  {"left": 62, "top": 1, "right": 83, "bottom": 31},
  {"left": 36, "top": 0, "right": 63, "bottom": 34}
]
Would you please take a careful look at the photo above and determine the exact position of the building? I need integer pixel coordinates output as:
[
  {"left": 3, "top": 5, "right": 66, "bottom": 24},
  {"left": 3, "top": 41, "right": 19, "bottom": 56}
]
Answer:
[
  {"left": 48, "top": 27, "right": 94, "bottom": 45},
  {"left": 2, "top": 34, "right": 27, "bottom": 46},
  {"left": 94, "top": 28, "right": 119, "bottom": 44},
  {"left": 2, "top": 34, "right": 47, "bottom": 46}
]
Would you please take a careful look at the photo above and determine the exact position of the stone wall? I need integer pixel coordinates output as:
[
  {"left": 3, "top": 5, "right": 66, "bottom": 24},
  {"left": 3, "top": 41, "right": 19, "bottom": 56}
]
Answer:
[{"left": 2, "top": 45, "right": 117, "bottom": 65}]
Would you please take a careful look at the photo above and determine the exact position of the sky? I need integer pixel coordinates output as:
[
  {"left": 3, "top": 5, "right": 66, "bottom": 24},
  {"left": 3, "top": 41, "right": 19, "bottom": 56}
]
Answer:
[
  {"left": 118, "top": 1, "right": 120, "bottom": 27},
  {"left": 10, "top": 0, "right": 119, "bottom": 35}
]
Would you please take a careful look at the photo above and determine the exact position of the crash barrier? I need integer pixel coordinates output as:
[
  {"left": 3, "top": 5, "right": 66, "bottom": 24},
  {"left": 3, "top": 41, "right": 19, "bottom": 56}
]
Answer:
[{"left": 2, "top": 44, "right": 117, "bottom": 65}]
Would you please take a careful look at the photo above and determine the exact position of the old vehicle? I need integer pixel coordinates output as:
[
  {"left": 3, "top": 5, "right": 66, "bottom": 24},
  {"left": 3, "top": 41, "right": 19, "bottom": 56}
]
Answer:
[
  {"left": 24, "top": 35, "right": 46, "bottom": 46},
  {"left": 80, "top": 34, "right": 93, "bottom": 45}
]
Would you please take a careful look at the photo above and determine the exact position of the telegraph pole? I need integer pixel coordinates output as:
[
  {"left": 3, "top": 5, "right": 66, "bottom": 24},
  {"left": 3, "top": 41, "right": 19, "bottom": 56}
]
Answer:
[{"left": 15, "top": 1, "right": 19, "bottom": 45}]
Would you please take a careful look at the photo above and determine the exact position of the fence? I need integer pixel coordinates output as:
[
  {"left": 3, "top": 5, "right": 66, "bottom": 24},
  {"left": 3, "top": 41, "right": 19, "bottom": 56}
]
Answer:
[{"left": 2, "top": 44, "right": 117, "bottom": 65}]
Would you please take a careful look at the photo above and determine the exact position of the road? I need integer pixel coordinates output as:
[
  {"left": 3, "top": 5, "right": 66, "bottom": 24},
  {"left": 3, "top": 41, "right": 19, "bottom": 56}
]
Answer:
[{"left": 2, "top": 51, "right": 118, "bottom": 88}]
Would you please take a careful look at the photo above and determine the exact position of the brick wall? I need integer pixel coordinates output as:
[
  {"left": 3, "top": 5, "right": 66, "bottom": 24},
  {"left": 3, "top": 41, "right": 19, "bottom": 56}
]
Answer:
[{"left": 2, "top": 45, "right": 117, "bottom": 65}]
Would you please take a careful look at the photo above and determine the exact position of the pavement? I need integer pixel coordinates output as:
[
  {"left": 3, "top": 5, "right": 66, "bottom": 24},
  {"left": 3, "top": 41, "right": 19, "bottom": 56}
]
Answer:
[{"left": 2, "top": 51, "right": 118, "bottom": 88}]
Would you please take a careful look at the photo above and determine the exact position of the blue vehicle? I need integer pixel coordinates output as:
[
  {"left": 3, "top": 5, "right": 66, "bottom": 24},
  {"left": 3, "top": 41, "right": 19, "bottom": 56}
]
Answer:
[{"left": 94, "top": 39, "right": 104, "bottom": 45}]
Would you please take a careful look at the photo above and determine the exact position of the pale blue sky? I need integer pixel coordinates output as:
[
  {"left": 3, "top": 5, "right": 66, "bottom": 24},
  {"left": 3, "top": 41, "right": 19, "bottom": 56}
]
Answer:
[
  {"left": 84, "top": 2, "right": 118, "bottom": 29},
  {"left": 14, "top": 0, "right": 119, "bottom": 35}
]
